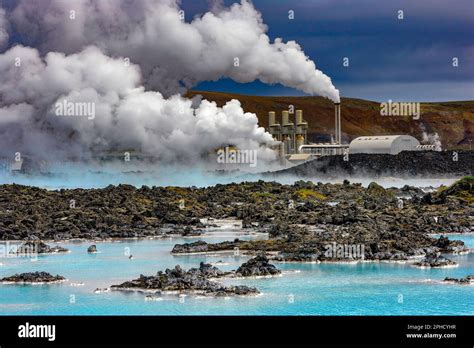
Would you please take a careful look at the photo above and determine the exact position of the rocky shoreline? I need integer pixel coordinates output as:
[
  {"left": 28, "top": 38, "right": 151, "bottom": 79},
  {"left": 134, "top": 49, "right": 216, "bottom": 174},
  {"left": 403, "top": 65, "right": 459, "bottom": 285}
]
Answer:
[
  {"left": 0, "top": 272, "right": 66, "bottom": 284},
  {"left": 111, "top": 257, "right": 280, "bottom": 296},
  {"left": 169, "top": 177, "right": 473, "bottom": 262},
  {"left": 13, "top": 241, "right": 69, "bottom": 254},
  {"left": 412, "top": 253, "right": 458, "bottom": 268},
  {"left": 443, "top": 275, "right": 474, "bottom": 285},
  {"left": 0, "top": 177, "right": 472, "bottom": 265},
  {"left": 171, "top": 236, "right": 467, "bottom": 263},
  {"left": 234, "top": 255, "right": 281, "bottom": 277},
  {"left": 111, "top": 266, "right": 259, "bottom": 297}
]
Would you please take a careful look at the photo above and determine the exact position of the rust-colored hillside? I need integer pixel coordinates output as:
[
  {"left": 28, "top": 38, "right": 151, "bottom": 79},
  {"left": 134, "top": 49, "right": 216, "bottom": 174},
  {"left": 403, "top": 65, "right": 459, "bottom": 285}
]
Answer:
[{"left": 187, "top": 91, "right": 474, "bottom": 149}]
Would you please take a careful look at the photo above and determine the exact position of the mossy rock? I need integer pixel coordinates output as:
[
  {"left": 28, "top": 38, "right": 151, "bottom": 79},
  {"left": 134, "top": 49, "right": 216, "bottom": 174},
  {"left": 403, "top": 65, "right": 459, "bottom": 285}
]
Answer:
[
  {"left": 434, "top": 176, "right": 474, "bottom": 203},
  {"left": 366, "top": 182, "right": 395, "bottom": 199},
  {"left": 166, "top": 187, "right": 189, "bottom": 196},
  {"left": 293, "top": 189, "right": 327, "bottom": 201}
]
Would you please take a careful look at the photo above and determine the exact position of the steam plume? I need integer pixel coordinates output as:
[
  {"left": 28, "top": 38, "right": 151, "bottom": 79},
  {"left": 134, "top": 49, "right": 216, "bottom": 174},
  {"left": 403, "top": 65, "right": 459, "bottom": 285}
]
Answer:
[
  {"left": 0, "top": 45, "right": 275, "bottom": 162},
  {"left": 7, "top": 0, "right": 340, "bottom": 101},
  {"left": 0, "top": 8, "right": 8, "bottom": 50},
  {"left": 420, "top": 124, "right": 442, "bottom": 151},
  {"left": 0, "top": 0, "right": 340, "bottom": 166}
]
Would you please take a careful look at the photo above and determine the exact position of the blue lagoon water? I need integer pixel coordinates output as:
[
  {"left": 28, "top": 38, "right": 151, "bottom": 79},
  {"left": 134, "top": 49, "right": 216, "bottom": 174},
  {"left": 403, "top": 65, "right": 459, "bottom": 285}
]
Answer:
[{"left": 0, "top": 233, "right": 473, "bottom": 315}]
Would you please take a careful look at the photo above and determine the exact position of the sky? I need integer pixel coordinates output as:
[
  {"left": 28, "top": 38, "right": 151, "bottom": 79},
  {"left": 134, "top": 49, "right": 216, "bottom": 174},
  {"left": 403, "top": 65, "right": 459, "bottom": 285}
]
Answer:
[
  {"left": 0, "top": 0, "right": 471, "bottom": 166},
  {"left": 1, "top": 0, "right": 473, "bottom": 102},
  {"left": 188, "top": 0, "right": 474, "bottom": 102}
]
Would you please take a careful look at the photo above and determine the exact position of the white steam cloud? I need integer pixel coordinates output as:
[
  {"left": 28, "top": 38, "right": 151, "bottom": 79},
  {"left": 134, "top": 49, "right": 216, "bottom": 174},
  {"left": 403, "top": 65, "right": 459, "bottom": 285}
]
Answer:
[
  {"left": 0, "top": 45, "right": 275, "bottom": 162},
  {"left": 8, "top": 0, "right": 340, "bottom": 101},
  {"left": 0, "top": 0, "right": 340, "bottom": 166},
  {"left": 420, "top": 124, "right": 442, "bottom": 151},
  {"left": 0, "top": 8, "right": 8, "bottom": 50}
]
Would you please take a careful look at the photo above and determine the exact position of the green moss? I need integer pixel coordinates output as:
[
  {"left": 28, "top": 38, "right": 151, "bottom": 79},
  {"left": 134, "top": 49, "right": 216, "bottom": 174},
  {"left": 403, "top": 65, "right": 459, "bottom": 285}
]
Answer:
[
  {"left": 457, "top": 191, "right": 474, "bottom": 203},
  {"left": 436, "top": 185, "right": 448, "bottom": 194},
  {"left": 367, "top": 182, "right": 395, "bottom": 199},
  {"left": 294, "top": 189, "right": 327, "bottom": 201},
  {"left": 135, "top": 197, "right": 153, "bottom": 205},
  {"left": 435, "top": 176, "right": 474, "bottom": 203},
  {"left": 251, "top": 192, "right": 275, "bottom": 201},
  {"left": 166, "top": 187, "right": 189, "bottom": 196}
]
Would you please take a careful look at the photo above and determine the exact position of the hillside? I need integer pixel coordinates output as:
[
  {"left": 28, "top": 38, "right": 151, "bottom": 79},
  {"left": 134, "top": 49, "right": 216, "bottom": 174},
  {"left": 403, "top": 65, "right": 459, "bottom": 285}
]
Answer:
[{"left": 187, "top": 91, "right": 474, "bottom": 149}]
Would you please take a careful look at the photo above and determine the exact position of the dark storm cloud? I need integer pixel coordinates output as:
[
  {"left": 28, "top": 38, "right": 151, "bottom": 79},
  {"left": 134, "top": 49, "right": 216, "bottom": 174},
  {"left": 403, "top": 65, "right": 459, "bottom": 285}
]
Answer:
[
  {"left": 192, "top": 0, "right": 474, "bottom": 100},
  {"left": 1, "top": 0, "right": 472, "bottom": 100}
]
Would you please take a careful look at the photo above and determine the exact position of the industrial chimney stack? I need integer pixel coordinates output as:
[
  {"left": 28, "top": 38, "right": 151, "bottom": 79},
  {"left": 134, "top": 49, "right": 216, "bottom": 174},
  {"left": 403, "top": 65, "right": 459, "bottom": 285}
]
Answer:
[
  {"left": 334, "top": 103, "right": 341, "bottom": 144},
  {"left": 267, "top": 109, "right": 307, "bottom": 154}
]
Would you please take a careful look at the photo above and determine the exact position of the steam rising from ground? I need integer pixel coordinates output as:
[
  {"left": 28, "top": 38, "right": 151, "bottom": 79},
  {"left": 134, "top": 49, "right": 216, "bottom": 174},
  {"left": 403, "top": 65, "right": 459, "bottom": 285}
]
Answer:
[
  {"left": 0, "top": 0, "right": 339, "bottom": 169},
  {"left": 0, "top": 45, "right": 275, "bottom": 163},
  {"left": 419, "top": 124, "right": 442, "bottom": 151}
]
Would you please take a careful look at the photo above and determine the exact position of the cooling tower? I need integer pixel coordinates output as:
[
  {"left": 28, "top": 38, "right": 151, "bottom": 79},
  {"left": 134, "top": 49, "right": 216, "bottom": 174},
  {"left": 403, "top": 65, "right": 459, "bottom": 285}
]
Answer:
[
  {"left": 282, "top": 110, "right": 290, "bottom": 125},
  {"left": 296, "top": 110, "right": 303, "bottom": 125},
  {"left": 268, "top": 111, "right": 276, "bottom": 126}
]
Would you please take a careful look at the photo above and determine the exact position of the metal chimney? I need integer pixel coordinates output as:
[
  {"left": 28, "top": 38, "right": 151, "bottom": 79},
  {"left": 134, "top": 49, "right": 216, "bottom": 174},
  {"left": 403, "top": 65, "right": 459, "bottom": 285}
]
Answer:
[
  {"left": 268, "top": 111, "right": 276, "bottom": 127},
  {"left": 295, "top": 110, "right": 303, "bottom": 125},
  {"left": 338, "top": 103, "right": 341, "bottom": 144},
  {"left": 334, "top": 103, "right": 341, "bottom": 144},
  {"left": 282, "top": 110, "right": 289, "bottom": 125}
]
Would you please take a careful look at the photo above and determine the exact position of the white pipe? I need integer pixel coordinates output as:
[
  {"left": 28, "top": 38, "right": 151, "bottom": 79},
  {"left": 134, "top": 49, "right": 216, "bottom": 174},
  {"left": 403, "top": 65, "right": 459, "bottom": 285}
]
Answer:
[
  {"left": 334, "top": 103, "right": 341, "bottom": 144},
  {"left": 337, "top": 104, "right": 342, "bottom": 144}
]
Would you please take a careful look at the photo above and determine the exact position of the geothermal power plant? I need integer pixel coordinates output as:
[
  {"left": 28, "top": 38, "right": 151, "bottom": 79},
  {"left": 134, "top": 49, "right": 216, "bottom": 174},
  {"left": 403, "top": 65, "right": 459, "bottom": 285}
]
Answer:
[
  {"left": 2, "top": 101, "right": 438, "bottom": 173},
  {"left": 267, "top": 103, "right": 436, "bottom": 164}
]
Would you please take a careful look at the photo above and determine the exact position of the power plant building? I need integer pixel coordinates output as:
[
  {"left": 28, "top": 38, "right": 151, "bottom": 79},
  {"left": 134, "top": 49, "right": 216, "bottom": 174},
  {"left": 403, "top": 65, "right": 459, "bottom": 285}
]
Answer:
[
  {"left": 348, "top": 135, "right": 420, "bottom": 155},
  {"left": 268, "top": 109, "right": 308, "bottom": 155},
  {"left": 267, "top": 103, "right": 432, "bottom": 164}
]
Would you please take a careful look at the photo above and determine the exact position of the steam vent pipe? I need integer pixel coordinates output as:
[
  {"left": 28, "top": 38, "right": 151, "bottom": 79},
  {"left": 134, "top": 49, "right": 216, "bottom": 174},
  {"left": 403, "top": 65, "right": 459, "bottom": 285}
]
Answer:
[{"left": 334, "top": 102, "right": 341, "bottom": 144}]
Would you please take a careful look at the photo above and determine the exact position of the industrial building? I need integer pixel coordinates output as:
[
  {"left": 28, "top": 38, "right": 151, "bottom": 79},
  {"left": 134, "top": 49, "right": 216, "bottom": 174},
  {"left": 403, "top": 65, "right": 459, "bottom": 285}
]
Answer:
[
  {"left": 267, "top": 103, "right": 435, "bottom": 164},
  {"left": 268, "top": 109, "right": 308, "bottom": 154},
  {"left": 349, "top": 135, "right": 421, "bottom": 155},
  {"left": 267, "top": 103, "right": 347, "bottom": 163}
]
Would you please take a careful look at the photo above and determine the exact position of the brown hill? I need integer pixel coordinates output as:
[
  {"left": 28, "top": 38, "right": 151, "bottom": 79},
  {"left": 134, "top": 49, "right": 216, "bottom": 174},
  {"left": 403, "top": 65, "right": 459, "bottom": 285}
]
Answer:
[{"left": 187, "top": 91, "right": 474, "bottom": 149}]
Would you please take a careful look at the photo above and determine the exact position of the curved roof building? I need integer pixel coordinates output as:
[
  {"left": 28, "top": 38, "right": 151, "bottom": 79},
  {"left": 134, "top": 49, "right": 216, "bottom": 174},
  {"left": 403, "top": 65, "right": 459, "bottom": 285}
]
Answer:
[{"left": 349, "top": 135, "right": 420, "bottom": 155}]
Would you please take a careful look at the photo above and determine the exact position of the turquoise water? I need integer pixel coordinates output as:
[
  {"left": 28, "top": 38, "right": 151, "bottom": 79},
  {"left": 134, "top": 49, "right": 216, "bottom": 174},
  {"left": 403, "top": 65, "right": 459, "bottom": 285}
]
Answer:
[{"left": 0, "top": 234, "right": 473, "bottom": 315}]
